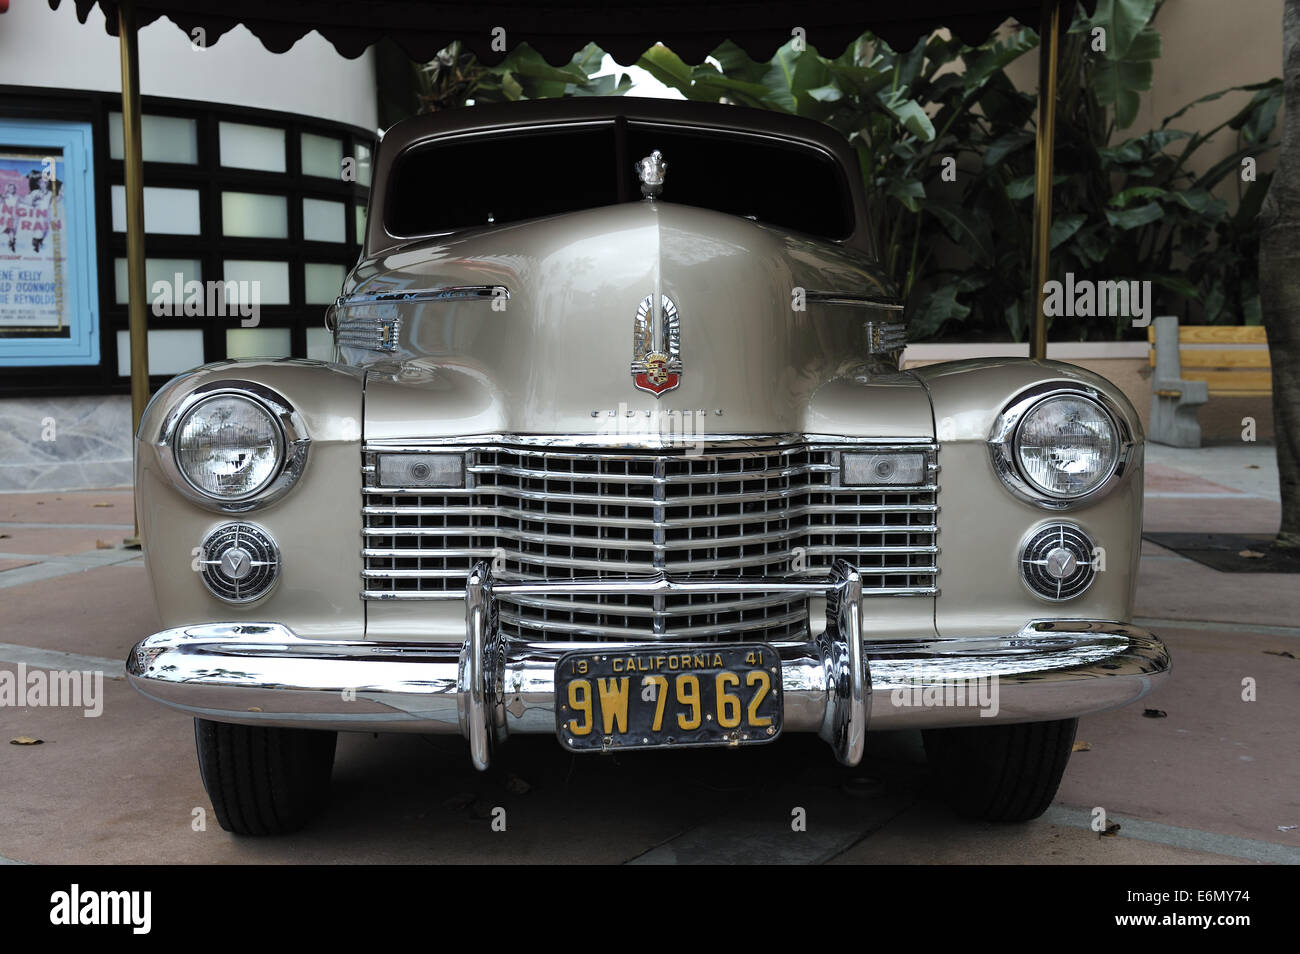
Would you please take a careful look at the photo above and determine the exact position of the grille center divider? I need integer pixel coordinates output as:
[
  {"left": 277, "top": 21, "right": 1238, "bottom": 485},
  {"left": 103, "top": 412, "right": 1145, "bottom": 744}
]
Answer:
[{"left": 361, "top": 442, "right": 938, "bottom": 642}]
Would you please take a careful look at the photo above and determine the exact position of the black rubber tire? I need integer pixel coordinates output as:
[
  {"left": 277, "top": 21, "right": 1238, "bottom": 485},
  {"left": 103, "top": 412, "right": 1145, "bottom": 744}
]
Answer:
[
  {"left": 922, "top": 718, "right": 1077, "bottom": 822},
  {"left": 194, "top": 719, "right": 337, "bottom": 835}
]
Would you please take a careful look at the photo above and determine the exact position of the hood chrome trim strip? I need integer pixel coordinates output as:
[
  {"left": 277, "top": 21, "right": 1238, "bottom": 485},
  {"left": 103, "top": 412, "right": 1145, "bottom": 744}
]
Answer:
[
  {"left": 807, "top": 292, "right": 904, "bottom": 311},
  {"left": 335, "top": 285, "right": 509, "bottom": 308}
]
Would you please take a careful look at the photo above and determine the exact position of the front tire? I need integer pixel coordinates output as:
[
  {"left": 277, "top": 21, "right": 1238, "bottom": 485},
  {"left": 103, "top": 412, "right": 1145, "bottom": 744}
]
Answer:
[
  {"left": 923, "top": 718, "right": 1077, "bottom": 822},
  {"left": 194, "top": 719, "right": 337, "bottom": 835}
]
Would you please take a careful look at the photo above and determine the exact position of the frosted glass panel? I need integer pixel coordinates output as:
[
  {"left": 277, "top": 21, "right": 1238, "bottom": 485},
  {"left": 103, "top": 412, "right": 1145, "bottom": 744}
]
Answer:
[
  {"left": 303, "top": 263, "right": 345, "bottom": 304},
  {"left": 302, "top": 198, "right": 345, "bottom": 243},
  {"left": 108, "top": 112, "right": 198, "bottom": 164},
  {"left": 302, "top": 132, "right": 343, "bottom": 179},
  {"left": 111, "top": 185, "right": 202, "bottom": 234},
  {"left": 306, "top": 327, "right": 335, "bottom": 361},
  {"left": 226, "top": 328, "right": 292, "bottom": 359},
  {"left": 219, "top": 122, "right": 286, "bottom": 172},
  {"left": 116, "top": 329, "right": 204, "bottom": 377},
  {"left": 223, "top": 260, "right": 290, "bottom": 305},
  {"left": 222, "top": 192, "right": 288, "bottom": 238},
  {"left": 355, "top": 204, "right": 367, "bottom": 243},
  {"left": 356, "top": 142, "right": 373, "bottom": 187},
  {"left": 114, "top": 257, "right": 202, "bottom": 305}
]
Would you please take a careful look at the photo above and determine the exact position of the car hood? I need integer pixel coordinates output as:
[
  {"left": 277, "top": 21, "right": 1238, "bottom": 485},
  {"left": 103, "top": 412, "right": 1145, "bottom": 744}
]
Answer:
[{"left": 348, "top": 202, "right": 933, "bottom": 440}]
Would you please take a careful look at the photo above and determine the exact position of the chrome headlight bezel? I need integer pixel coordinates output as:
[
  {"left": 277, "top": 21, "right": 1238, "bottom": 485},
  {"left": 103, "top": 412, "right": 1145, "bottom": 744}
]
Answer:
[
  {"left": 156, "top": 380, "right": 311, "bottom": 512},
  {"left": 988, "top": 383, "right": 1135, "bottom": 510}
]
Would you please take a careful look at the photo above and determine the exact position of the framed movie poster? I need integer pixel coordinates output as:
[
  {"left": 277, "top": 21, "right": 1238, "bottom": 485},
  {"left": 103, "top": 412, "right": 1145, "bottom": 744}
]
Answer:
[{"left": 0, "top": 119, "right": 99, "bottom": 366}]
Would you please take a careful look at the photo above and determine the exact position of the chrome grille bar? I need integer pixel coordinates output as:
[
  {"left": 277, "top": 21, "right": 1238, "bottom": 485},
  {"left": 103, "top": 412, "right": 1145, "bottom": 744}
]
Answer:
[{"left": 361, "top": 442, "right": 939, "bottom": 642}]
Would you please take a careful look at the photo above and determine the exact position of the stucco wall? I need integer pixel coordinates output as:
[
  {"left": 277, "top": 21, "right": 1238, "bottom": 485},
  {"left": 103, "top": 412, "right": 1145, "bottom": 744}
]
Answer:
[
  {"left": 0, "top": 1, "right": 378, "bottom": 132},
  {"left": 1004, "top": 0, "right": 1283, "bottom": 193}
]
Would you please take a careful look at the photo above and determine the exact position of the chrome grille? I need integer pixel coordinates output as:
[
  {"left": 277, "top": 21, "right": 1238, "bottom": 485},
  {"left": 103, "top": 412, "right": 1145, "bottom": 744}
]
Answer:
[{"left": 361, "top": 443, "right": 938, "bottom": 642}]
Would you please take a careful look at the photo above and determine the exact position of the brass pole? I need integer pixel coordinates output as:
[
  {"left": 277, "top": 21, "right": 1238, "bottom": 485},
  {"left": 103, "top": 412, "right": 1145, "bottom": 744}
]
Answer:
[
  {"left": 119, "top": 0, "right": 148, "bottom": 548},
  {"left": 1029, "top": 0, "right": 1061, "bottom": 360}
]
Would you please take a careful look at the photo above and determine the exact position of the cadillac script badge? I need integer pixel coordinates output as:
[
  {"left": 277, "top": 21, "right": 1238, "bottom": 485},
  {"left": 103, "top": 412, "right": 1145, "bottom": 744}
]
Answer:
[{"left": 631, "top": 294, "right": 682, "bottom": 396}]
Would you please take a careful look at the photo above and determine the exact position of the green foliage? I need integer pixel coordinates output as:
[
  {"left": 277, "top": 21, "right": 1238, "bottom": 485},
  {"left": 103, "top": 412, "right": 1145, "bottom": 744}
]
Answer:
[
  {"left": 411, "top": 7, "right": 1280, "bottom": 342},
  {"left": 631, "top": 6, "right": 1280, "bottom": 341},
  {"left": 639, "top": 28, "right": 1041, "bottom": 329},
  {"left": 1077, "top": 0, "right": 1162, "bottom": 130},
  {"left": 415, "top": 41, "right": 629, "bottom": 111}
]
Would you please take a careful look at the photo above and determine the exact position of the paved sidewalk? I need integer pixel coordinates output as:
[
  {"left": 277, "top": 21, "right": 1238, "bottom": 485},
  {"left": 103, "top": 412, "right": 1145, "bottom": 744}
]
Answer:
[{"left": 0, "top": 446, "right": 1297, "bottom": 864}]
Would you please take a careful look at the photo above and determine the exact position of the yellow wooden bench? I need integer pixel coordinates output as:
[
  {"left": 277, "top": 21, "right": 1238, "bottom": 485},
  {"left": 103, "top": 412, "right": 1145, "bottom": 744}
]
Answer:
[{"left": 1147, "top": 317, "right": 1272, "bottom": 446}]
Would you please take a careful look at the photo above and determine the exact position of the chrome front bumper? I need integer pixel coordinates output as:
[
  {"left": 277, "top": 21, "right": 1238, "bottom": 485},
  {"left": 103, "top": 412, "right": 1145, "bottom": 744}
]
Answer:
[{"left": 126, "top": 561, "right": 1169, "bottom": 770}]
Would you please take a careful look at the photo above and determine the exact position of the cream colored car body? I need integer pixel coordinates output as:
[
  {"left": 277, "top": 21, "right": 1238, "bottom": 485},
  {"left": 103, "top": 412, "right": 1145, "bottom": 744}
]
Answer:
[{"left": 129, "top": 99, "right": 1166, "bottom": 780}]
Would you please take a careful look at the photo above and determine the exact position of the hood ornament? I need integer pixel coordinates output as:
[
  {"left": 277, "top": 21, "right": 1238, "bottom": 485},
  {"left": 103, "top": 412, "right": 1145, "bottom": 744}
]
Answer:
[
  {"left": 635, "top": 149, "right": 667, "bottom": 198},
  {"left": 631, "top": 294, "right": 681, "bottom": 396}
]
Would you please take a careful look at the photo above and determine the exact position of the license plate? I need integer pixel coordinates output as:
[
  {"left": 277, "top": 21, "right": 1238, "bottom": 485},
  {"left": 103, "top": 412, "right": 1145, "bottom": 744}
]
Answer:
[{"left": 555, "top": 644, "right": 783, "bottom": 751}]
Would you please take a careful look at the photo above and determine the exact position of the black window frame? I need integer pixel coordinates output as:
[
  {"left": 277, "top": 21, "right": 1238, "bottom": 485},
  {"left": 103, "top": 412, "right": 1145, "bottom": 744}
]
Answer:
[{"left": 0, "top": 85, "right": 372, "bottom": 398}]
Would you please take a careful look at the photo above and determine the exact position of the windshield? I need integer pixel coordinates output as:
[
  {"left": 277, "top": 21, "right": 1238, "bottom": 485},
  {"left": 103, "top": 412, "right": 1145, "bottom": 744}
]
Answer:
[{"left": 384, "top": 120, "right": 854, "bottom": 241}]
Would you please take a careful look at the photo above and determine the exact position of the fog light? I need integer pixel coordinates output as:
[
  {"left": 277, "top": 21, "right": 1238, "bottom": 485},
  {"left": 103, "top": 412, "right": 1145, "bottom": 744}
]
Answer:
[
  {"left": 1020, "top": 523, "right": 1097, "bottom": 601},
  {"left": 198, "top": 523, "right": 280, "bottom": 603}
]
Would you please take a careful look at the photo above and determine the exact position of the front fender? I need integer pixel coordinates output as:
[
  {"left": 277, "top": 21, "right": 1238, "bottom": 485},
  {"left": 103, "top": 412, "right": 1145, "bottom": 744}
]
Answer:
[
  {"left": 135, "top": 359, "right": 365, "bottom": 639},
  {"left": 911, "top": 358, "right": 1144, "bottom": 638}
]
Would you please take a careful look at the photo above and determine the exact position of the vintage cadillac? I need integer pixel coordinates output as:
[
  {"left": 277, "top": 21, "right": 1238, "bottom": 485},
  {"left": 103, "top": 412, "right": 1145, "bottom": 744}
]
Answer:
[{"left": 127, "top": 99, "right": 1170, "bottom": 835}]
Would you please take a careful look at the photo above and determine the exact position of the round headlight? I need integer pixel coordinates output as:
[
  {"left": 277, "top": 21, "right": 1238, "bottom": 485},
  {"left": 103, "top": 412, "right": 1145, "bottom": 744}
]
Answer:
[
  {"left": 174, "top": 394, "right": 284, "bottom": 500},
  {"left": 1013, "top": 395, "right": 1119, "bottom": 498}
]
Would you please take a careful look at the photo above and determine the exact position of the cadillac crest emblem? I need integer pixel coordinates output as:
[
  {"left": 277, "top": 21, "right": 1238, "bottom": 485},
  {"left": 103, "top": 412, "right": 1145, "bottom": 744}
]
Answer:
[{"left": 631, "top": 293, "right": 681, "bottom": 396}]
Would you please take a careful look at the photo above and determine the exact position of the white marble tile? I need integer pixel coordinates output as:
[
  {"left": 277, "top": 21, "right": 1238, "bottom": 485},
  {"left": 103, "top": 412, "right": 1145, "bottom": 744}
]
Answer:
[{"left": 0, "top": 397, "right": 133, "bottom": 492}]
